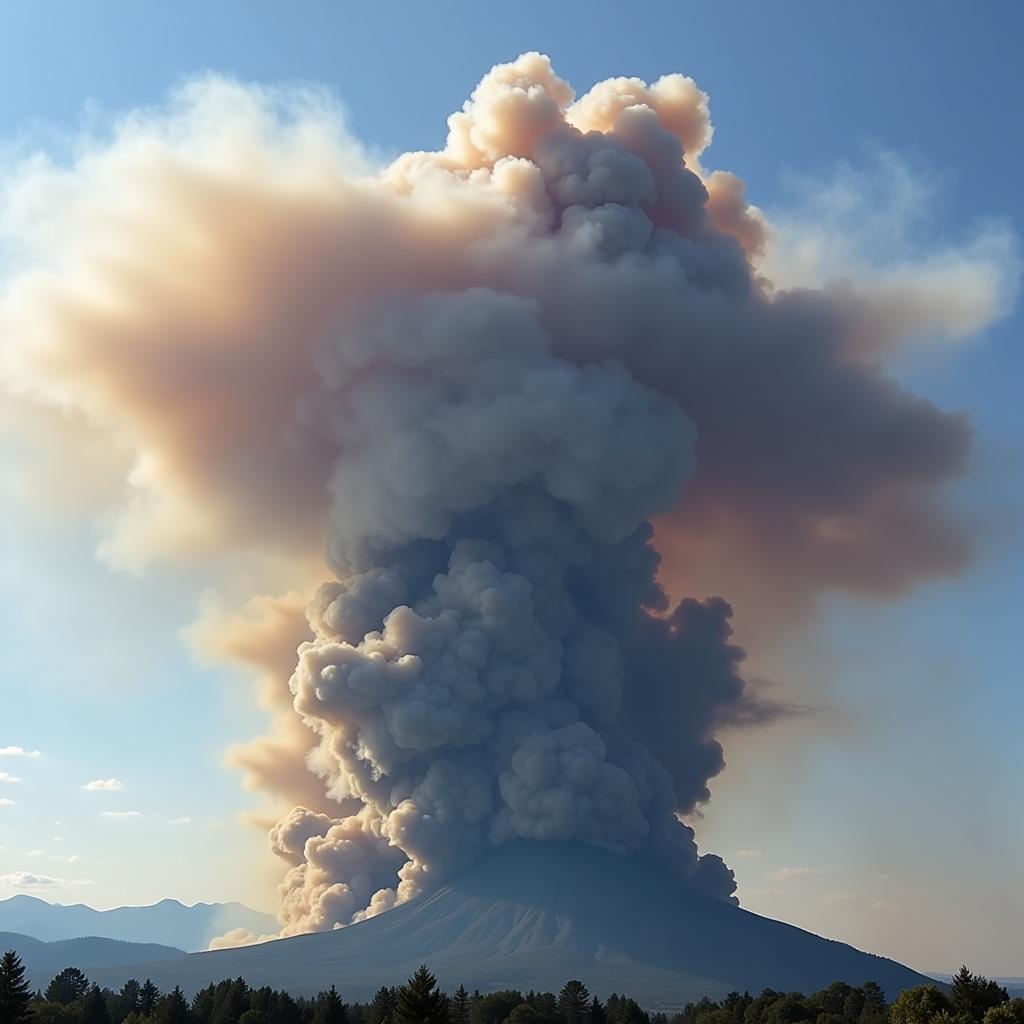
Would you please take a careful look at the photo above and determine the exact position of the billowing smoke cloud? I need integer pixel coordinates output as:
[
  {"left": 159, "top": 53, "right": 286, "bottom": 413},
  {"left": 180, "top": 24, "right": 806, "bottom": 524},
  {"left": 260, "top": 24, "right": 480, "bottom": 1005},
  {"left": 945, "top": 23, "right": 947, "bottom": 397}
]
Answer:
[{"left": 0, "top": 54, "right": 1014, "bottom": 940}]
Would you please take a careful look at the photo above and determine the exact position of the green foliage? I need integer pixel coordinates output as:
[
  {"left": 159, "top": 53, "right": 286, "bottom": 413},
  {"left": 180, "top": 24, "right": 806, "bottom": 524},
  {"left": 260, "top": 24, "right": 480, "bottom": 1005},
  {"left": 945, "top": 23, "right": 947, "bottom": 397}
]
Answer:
[
  {"left": 82, "top": 984, "right": 113, "bottom": 1024},
  {"left": 369, "top": 987, "right": 399, "bottom": 1024},
  {"left": 313, "top": 986, "right": 347, "bottom": 1024},
  {"left": 140, "top": 980, "right": 163, "bottom": 1018},
  {"left": 508, "top": 1005, "right": 542, "bottom": 1024},
  {"left": 951, "top": 968, "right": 1009, "bottom": 1024},
  {"left": 890, "top": 986, "right": 954, "bottom": 1024},
  {"left": 31, "top": 1002, "right": 75, "bottom": 1023},
  {"left": 155, "top": 986, "right": 193, "bottom": 1024},
  {"left": 1, "top": 949, "right": 33, "bottom": 1024},
  {"left": 471, "top": 991, "right": 524, "bottom": 1024},
  {"left": 983, "top": 1001, "right": 1024, "bottom": 1024},
  {"left": 8, "top": 947, "right": 1013, "bottom": 1024},
  {"left": 46, "top": 967, "right": 91, "bottom": 1005},
  {"left": 394, "top": 966, "right": 449, "bottom": 1024}
]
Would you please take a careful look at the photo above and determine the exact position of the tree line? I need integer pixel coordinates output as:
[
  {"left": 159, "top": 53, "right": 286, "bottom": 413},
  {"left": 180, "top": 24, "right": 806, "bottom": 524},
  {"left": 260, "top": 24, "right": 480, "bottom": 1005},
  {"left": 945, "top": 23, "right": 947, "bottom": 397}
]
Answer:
[{"left": 1, "top": 949, "right": 1021, "bottom": 1024}]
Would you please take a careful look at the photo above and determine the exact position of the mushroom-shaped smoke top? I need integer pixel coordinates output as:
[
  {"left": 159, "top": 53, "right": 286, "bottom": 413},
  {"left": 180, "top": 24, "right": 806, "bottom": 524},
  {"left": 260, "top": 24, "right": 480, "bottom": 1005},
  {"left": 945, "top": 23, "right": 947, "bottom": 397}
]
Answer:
[{"left": 0, "top": 53, "right": 1014, "bottom": 939}]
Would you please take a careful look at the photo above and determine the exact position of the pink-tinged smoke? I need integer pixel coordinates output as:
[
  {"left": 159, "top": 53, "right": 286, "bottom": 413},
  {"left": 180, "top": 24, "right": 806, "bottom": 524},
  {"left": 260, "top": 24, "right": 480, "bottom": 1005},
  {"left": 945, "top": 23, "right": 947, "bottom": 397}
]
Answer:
[{"left": 0, "top": 54, "right": 1015, "bottom": 943}]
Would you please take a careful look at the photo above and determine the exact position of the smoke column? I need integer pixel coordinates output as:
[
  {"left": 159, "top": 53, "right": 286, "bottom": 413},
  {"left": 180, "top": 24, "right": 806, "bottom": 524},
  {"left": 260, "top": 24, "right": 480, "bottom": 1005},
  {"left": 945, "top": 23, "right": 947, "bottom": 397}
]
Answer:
[{"left": 0, "top": 54, "right": 1015, "bottom": 941}]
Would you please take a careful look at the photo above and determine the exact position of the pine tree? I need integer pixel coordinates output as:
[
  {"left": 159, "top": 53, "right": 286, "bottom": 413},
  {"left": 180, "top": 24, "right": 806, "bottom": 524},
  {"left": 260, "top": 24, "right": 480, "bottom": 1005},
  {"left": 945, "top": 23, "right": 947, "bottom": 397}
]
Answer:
[
  {"left": 558, "top": 982, "right": 591, "bottom": 1024},
  {"left": 81, "top": 984, "right": 112, "bottom": 1024},
  {"left": 395, "top": 965, "right": 449, "bottom": 1024},
  {"left": 370, "top": 986, "right": 399, "bottom": 1024},
  {"left": 0, "top": 950, "right": 32, "bottom": 1024},
  {"left": 120, "top": 979, "right": 143, "bottom": 1014},
  {"left": 951, "top": 966, "right": 1009, "bottom": 1024},
  {"left": 451, "top": 985, "right": 470, "bottom": 1024},
  {"left": 45, "top": 966, "right": 91, "bottom": 1004},
  {"left": 314, "top": 985, "right": 348, "bottom": 1024},
  {"left": 156, "top": 986, "right": 193, "bottom": 1024},
  {"left": 140, "top": 978, "right": 163, "bottom": 1016}
]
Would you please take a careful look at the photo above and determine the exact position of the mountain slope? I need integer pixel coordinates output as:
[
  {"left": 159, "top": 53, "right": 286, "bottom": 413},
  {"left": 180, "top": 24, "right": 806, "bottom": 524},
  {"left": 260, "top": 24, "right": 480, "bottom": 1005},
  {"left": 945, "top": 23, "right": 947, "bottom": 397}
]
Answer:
[
  {"left": 89, "top": 842, "right": 931, "bottom": 1009},
  {"left": 0, "top": 895, "right": 277, "bottom": 952},
  {"left": 0, "top": 931, "right": 185, "bottom": 991}
]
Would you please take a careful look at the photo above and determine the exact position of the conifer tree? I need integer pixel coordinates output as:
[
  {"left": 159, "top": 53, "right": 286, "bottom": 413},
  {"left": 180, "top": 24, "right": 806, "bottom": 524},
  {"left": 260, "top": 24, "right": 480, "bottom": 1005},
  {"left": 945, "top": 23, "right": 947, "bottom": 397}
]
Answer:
[
  {"left": 557, "top": 981, "right": 591, "bottom": 1024},
  {"left": 451, "top": 985, "right": 470, "bottom": 1024},
  {"left": 395, "top": 965, "right": 449, "bottom": 1024},
  {"left": 46, "top": 966, "right": 91, "bottom": 1004},
  {"left": 314, "top": 985, "right": 349, "bottom": 1024},
  {"left": 156, "top": 985, "right": 193, "bottom": 1024},
  {"left": 0, "top": 949, "right": 32, "bottom": 1024},
  {"left": 370, "top": 986, "right": 399, "bottom": 1024},
  {"left": 120, "top": 979, "right": 142, "bottom": 1014},
  {"left": 82, "top": 983, "right": 112, "bottom": 1024},
  {"left": 140, "top": 978, "right": 163, "bottom": 1016}
]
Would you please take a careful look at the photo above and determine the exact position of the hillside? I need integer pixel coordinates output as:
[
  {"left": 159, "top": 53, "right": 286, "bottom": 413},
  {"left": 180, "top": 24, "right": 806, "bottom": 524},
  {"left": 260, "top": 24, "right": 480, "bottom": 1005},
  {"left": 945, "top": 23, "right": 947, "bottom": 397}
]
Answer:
[
  {"left": 0, "top": 931, "right": 184, "bottom": 991},
  {"left": 88, "top": 841, "right": 932, "bottom": 1010}
]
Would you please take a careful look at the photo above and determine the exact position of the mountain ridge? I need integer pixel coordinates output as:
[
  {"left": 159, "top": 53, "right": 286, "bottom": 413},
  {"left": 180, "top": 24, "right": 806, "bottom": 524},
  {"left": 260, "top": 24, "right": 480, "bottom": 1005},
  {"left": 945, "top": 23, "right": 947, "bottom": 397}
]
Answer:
[
  {"left": 0, "top": 894, "right": 277, "bottom": 952},
  {"left": 86, "top": 841, "right": 933, "bottom": 1010},
  {"left": 0, "top": 931, "right": 185, "bottom": 991}
]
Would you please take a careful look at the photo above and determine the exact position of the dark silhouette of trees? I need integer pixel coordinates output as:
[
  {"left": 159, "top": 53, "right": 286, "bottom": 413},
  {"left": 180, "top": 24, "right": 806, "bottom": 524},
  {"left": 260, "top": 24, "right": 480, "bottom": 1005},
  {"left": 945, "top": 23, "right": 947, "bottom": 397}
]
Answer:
[
  {"left": 451, "top": 986, "right": 471, "bottom": 1024},
  {"left": 5, "top": 945, "right": 1016, "bottom": 1024},
  {"left": 370, "top": 986, "right": 399, "bottom": 1024},
  {"left": 313, "top": 985, "right": 348, "bottom": 1024},
  {"left": 951, "top": 967, "right": 1009, "bottom": 1024},
  {"left": 82, "top": 983, "right": 113, "bottom": 1024},
  {"left": 0, "top": 949, "right": 33, "bottom": 1024},
  {"left": 156, "top": 985, "right": 194, "bottom": 1024},
  {"left": 141, "top": 979, "right": 164, "bottom": 1017},
  {"left": 119, "top": 979, "right": 143, "bottom": 1017},
  {"left": 395, "top": 965, "right": 449, "bottom": 1024},
  {"left": 558, "top": 983, "right": 591, "bottom": 1024},
  {"left": 471, "top": 991, "right": 524, "bottom": 1024},
  {"left": 47, "top": 966, "right": 92, "bottom": 1004}
]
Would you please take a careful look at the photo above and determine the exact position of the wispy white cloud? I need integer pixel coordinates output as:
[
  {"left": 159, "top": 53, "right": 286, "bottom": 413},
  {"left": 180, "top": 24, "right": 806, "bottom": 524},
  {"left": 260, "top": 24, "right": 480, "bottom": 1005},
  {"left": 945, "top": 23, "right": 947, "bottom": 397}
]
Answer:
[
  {"left": 0, "top": 747, "right": 40, "bottom": 758},
  {"left": 0, "top": 798, "right": 13, "bottom": 808},
  {"left": 26, "top": 849, "right": 46, "bottom": 858},
  {"left": 1, "top": 871, "right": 62, "bottom": 887},
  {"left": 766, "top": 866, "right": 822, "bottom": 881},
  {"left": 168, "top": 816, "right": 192, "bottom": 825},
  {"left": 83, "top": 778, "right": 123, "bottom": 792},
  {"left": 101, "top": 810, "right": 140, "bottom": 818},
  {"left": 734, "top": 849, "right": 762, "bottom": 859},
  {"left": 0, "top": 772, "right": 20, "bottom": 783},
  {"left": 67, "top": 854, "right": 83, "bottom": 865}
]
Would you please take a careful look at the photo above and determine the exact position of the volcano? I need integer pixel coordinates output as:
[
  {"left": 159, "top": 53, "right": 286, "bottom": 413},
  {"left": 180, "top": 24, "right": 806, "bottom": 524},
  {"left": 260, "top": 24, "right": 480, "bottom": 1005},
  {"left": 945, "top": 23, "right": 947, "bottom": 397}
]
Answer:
[{"left": 89, "top": 842, "right": 929, "bottom": 1009}]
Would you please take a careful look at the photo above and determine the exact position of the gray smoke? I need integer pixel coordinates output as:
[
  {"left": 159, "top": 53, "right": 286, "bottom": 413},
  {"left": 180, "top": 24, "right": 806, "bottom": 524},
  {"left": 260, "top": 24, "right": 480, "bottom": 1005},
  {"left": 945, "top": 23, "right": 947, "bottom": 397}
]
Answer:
[{"left": 0, "top": 53, "right": 1013, "bottom": 942}]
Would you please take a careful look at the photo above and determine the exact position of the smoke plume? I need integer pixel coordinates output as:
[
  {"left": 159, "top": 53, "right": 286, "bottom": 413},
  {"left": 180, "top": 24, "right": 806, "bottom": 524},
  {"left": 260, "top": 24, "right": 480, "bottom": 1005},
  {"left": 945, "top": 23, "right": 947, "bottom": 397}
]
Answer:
[{"left": 0, "top": 54, "right": 1014, "bottom": 939}]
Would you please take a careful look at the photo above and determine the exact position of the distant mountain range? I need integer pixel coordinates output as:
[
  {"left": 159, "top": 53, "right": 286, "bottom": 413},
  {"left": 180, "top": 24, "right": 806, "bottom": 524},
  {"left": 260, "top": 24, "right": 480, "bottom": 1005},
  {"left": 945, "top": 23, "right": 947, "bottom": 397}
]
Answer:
[
  {"left": 0, "top": 895, "right": 278, "bottom": 952},
  {"left": 85, "top": 842, "right": 934, "bottom": 1010},
  {"left": 0, "top": 931, "right": 185, "bottom": 992}
]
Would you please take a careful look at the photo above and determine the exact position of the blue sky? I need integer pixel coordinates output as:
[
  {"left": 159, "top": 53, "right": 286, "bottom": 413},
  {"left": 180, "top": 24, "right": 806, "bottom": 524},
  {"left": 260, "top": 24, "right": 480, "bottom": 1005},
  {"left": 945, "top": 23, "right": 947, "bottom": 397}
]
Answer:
[{"left": 0, "top": 0, "right": 1021, "bottom": 975}]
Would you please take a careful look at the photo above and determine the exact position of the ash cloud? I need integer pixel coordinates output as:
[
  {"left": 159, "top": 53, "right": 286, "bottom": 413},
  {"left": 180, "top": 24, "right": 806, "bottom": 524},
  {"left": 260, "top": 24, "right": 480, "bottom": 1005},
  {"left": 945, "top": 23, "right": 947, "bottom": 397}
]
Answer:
[{"left": 0, "top": 54, "right": 1015, "bottom": 940}]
